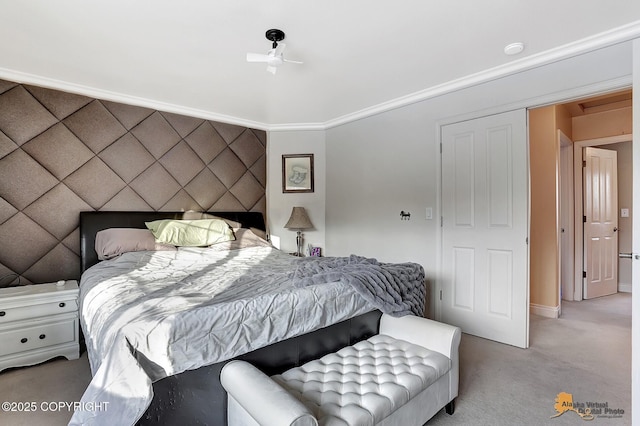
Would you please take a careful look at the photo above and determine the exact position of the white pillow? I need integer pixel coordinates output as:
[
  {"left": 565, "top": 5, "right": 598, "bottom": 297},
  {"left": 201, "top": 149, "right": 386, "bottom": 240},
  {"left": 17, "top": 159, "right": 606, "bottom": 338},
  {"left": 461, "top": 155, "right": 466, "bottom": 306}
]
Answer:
[{"left": 145, "top": 219, "right": 235, "bottom": 246}]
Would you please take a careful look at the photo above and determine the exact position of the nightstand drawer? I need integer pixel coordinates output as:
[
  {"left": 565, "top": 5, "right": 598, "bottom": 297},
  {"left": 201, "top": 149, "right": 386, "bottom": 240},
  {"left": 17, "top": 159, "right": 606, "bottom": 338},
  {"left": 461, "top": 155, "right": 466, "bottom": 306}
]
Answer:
[
  {"left": 0, "top": 299, "right": 78, "bottom": 324},
  {"left": 0, "top": 319, "right": 77, "bottom": 357}
]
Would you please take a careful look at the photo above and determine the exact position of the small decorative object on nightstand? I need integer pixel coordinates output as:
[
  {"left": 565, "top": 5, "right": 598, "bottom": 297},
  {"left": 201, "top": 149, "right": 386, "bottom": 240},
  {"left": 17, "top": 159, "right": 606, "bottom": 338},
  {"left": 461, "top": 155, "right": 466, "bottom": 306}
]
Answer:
[
  {"left": 0, "top": 280, "right": 80, "bottom": 372},
  {"left": 309, "top": 246, "right": 322, "bottom": 257},
  {"left": 284, "top": 207, "right": 314, "bottom": 257}
]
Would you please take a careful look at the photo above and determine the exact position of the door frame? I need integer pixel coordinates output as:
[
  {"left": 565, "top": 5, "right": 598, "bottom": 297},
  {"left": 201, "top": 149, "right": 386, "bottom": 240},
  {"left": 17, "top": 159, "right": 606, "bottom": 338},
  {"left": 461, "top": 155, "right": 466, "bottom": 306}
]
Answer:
[
  {"left": 433, "top": 79, "right": 632, "bottom": 343},
  {"left": 573, "top": 134, "right": 632, "bottom": 301},
  {"left": 559, "top": 130, "right": 574, "bottom": 305}
]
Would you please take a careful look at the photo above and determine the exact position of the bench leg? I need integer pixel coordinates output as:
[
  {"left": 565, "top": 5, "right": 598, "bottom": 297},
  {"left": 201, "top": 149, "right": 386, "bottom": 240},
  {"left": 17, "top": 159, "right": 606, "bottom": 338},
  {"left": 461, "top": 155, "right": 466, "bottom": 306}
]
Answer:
[{"left": 445, "top": 399, "right": 455, "bottom": 415}]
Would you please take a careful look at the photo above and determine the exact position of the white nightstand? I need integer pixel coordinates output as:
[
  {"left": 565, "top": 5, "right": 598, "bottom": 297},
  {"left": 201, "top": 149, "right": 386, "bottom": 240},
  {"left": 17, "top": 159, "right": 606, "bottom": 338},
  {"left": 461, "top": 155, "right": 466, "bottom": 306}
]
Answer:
[{"left": 0, "top": 280, "right": 80, "bottom": 372}]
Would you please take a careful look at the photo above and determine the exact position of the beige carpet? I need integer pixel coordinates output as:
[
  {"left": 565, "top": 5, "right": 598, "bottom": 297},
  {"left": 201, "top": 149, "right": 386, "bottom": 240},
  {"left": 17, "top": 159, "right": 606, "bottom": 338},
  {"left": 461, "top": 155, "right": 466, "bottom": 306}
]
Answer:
[
  {"left": 429, "top": 292, "right": 632, "bottom": 425},
  {"left": 0, "top": 293, "right": 631, "bottom": 426}
]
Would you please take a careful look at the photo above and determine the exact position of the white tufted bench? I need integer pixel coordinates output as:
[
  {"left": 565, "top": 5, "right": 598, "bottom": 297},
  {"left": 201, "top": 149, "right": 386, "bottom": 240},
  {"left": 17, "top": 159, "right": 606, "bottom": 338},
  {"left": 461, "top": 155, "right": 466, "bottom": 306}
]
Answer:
[{"left": 221, "top": 314, "right": 461, "bottom": 426}]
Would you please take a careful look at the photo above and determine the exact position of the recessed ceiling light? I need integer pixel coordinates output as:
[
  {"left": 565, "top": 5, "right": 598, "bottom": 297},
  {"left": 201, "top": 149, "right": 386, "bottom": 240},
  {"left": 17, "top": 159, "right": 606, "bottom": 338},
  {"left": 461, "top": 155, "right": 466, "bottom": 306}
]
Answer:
[{"left": 504, "top": 42, "right": 525, "bottom": 56}]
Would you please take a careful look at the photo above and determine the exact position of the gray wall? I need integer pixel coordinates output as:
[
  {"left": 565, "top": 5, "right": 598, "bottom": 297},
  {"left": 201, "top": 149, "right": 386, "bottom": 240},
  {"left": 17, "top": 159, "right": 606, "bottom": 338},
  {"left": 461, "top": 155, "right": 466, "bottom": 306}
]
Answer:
[
  {"left": 324, "top": 42, "right": 634, "bottom": 314},
  {"left": 266, "top": 130, "right": 326, "bottom": 254},
  {"left": 0, "top": 79, "right": 266, "bottom": 286}
]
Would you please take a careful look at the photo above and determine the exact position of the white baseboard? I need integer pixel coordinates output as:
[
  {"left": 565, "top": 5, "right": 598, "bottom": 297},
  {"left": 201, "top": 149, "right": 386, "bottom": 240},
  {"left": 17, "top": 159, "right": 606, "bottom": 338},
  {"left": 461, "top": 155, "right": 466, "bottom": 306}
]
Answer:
[
  {"left": 619, "top": 282, "right": 632, "bottom": 293},
  {"left": 530, "top": 303, "right": 560, "bottom": 319}
]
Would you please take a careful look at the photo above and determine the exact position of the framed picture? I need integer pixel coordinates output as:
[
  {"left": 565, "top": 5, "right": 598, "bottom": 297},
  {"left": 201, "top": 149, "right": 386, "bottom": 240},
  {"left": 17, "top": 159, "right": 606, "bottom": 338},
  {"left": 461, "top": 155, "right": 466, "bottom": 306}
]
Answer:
[
  {"left": 309, "top": 246, "right": 322, "bottom": 257},
  {"left": 282, "top": 154, "right": 314, "bottom": 193}
]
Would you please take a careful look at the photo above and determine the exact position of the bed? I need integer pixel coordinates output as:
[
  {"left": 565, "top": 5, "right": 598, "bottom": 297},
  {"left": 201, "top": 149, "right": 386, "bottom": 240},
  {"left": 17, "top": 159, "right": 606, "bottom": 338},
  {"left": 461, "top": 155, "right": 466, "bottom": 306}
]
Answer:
[{"left": 72, "top": 211, "right": 425, "bottom": 426}]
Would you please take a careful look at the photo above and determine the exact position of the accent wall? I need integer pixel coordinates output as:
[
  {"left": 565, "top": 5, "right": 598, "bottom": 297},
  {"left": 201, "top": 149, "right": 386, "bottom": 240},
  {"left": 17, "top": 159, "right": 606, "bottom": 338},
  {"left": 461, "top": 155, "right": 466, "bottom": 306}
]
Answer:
[{"left": 0, "top": 79, "right": 266, "bottom": 286}]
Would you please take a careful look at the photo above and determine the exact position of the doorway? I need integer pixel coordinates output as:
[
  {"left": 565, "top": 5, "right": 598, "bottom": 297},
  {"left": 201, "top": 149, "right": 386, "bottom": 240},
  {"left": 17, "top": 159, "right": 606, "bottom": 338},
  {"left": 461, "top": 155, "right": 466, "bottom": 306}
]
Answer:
[{"left": 529, "top": 89, "right": 632, "bottom": 316}]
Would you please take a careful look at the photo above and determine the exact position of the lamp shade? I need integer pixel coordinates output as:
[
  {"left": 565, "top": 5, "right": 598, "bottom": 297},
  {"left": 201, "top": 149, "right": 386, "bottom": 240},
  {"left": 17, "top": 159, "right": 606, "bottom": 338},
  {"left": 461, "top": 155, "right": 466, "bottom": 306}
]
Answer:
[{"left": 284, "top": 207, "right": 313, "bottom": 230}]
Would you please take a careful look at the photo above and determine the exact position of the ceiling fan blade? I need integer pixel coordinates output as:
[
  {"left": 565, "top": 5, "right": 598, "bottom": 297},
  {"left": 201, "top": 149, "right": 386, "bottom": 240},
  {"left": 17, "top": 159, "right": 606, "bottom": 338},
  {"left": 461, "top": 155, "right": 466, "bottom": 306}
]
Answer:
[
  {"left": 246, "top": 52, "right": 271, "bottom": 62},
  {"left": 248, "top": 30, "right": 301, "bottom": 74},
  {"left": 274, "top": 42, "right": 286, "bottom": 56}
]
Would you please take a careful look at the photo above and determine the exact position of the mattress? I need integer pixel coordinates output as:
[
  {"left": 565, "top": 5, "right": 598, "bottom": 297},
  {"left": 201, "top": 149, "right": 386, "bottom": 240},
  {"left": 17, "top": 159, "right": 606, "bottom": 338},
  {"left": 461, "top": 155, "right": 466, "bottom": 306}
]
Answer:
[{"left": 70, "top": 245, "right": 372, "bottom": 426}]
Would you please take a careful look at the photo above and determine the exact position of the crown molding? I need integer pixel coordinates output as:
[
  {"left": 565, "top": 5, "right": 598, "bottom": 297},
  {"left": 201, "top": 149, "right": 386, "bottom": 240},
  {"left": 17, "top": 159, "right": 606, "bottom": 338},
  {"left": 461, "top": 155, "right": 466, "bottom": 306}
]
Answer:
[
  {"left": 321, "top": 20, "right": 640, "bottom": 130},
  {"left": 267, "top": 122, "right": 327, "bottom": 132},
  {"left": 2, "top": 20, "right": 639, "bottom": 133},
  {"left": 0, "top": 67, "right": 270, "bottom": 131}
]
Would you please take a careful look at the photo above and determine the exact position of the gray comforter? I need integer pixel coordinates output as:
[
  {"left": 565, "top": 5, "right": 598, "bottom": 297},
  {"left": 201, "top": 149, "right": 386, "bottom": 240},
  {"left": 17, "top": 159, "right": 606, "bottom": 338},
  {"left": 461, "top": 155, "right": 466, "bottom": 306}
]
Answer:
[
  {"left": 71, "top": 247, "right": 425, "bottom": 426},
  {"left": 293, "top": 254, "right": 426, "bottom": 317}
]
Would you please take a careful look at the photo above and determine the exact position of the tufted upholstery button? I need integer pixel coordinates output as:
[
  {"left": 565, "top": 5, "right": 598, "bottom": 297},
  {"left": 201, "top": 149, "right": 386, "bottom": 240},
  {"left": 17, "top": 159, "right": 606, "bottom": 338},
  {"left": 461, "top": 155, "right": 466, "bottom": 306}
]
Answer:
[{"left": 271, "top": 335, "right": 451, "bottom": 425}]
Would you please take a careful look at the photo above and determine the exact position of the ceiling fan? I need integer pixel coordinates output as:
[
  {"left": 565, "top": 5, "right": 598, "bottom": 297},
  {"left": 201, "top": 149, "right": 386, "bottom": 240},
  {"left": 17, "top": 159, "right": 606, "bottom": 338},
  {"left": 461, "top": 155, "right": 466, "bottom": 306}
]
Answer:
[{"left": 246, "top": 29, "right": 303, "bottom": 74}]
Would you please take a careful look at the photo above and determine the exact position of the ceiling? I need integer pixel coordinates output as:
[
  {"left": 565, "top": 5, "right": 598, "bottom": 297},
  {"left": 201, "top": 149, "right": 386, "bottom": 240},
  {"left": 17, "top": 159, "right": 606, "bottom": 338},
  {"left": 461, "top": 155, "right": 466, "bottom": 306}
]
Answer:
[
  {"left": 1, "top": 1, "right": 640, "bottom": 130},
  {"left": 562, "top": 89, "right": 633, "bottom": 116}
]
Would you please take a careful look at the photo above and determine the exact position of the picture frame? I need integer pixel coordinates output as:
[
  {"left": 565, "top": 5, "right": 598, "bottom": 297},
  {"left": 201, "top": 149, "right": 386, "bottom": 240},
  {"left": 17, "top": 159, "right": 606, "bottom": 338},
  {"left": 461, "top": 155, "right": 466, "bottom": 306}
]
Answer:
[
  {"left": 282, "top": 154, "right": 314, "bottom": 193},
  {"left": 309, "top": 246, "right": 322, "bottom": 257}
]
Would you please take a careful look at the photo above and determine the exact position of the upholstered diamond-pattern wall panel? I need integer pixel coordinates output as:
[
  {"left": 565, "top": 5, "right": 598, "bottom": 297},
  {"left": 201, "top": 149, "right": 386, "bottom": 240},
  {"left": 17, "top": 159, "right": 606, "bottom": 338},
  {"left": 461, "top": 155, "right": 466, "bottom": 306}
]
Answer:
[{"left": 0, "top": 79, "right": 266, "bottom": 286}]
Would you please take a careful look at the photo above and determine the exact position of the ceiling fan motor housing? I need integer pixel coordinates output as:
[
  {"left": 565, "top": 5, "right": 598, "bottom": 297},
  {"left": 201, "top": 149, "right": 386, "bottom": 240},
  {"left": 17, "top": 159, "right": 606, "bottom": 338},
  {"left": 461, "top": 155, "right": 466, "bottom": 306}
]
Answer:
[{"left": 266, "top": 29, "right": 285, "bottom": 48}]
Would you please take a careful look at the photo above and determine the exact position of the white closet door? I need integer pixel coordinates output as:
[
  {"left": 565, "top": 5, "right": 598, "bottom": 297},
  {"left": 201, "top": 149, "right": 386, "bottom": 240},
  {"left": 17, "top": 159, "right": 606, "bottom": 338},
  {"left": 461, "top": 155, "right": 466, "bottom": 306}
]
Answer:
[{"left": 441, "top": 109, "right": 529, "bottom": 348}]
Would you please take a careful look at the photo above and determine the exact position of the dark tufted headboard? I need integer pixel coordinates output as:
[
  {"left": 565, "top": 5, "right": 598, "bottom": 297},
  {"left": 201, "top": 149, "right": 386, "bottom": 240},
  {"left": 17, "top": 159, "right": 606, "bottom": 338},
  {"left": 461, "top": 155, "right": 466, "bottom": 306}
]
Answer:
[{"left": 79, "top": 211, "right": 266, "bottom": 274}]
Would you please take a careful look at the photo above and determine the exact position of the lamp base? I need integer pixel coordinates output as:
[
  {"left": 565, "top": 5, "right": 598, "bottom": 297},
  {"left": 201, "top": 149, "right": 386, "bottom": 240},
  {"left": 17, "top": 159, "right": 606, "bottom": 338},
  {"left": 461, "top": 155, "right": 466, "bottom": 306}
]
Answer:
[{"left": 295, "top": 230, "right": 303, "bottom": 257}]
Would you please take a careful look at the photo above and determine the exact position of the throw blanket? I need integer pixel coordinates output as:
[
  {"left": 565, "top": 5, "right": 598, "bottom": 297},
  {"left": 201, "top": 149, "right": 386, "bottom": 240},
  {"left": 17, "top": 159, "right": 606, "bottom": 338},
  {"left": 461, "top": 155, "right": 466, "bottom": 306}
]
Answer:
[{"left": 293, "top": 255, "right": 425, "bottom": 317}]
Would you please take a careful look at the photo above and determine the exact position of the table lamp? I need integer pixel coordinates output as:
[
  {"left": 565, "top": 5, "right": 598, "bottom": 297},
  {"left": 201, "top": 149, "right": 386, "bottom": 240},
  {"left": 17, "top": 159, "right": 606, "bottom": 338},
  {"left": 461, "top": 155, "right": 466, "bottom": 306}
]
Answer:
[{"left": 284, "top": 207, "right": 313, "bottom": 257}]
